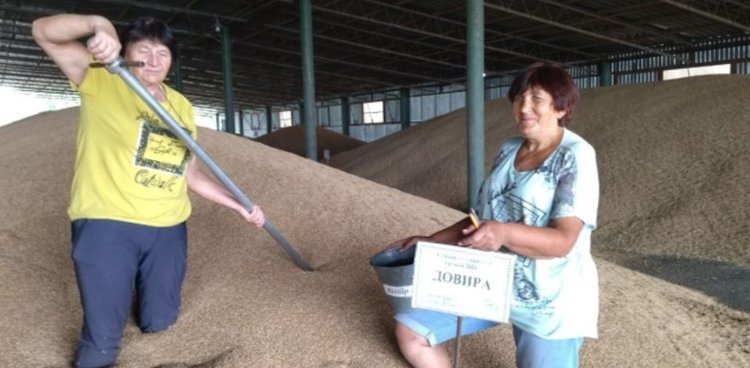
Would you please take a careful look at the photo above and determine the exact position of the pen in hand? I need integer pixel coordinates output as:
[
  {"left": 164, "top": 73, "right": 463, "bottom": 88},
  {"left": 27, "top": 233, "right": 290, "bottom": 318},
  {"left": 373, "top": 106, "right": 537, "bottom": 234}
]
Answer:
[{"left": 468, "top": 208, "right": 480, "bottom": 230}]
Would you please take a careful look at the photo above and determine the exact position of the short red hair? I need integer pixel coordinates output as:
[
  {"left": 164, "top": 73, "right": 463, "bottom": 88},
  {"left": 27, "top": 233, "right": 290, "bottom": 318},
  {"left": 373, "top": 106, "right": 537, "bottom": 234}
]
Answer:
[{"left": 508, "top": 63, "right": 579, "bottom": 127}]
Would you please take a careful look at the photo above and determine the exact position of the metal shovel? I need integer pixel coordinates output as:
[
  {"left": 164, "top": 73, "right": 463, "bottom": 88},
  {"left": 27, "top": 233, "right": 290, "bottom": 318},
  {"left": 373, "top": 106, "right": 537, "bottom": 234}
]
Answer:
[{"left": 105, "top": 57, "right": 312, "bottom": 271}]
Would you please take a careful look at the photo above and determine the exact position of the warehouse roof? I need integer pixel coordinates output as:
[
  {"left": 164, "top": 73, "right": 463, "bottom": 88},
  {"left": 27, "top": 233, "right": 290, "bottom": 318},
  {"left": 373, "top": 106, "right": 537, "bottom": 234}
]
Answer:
[{"left": 1, "top": 0, "right": 748, "bottom": 110}]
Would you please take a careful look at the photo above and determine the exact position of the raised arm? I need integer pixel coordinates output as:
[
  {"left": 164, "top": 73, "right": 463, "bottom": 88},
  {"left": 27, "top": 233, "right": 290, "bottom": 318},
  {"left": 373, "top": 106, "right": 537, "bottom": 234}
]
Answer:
[{"left": 32, "top": 14, "right": 120, "bottom": 85}]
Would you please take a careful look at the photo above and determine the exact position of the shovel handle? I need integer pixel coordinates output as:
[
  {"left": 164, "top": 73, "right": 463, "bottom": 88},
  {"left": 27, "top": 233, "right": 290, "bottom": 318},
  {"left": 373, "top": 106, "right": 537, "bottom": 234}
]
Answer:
[{"left": 105, "top": 58, "right": 313, "bottom": 271}]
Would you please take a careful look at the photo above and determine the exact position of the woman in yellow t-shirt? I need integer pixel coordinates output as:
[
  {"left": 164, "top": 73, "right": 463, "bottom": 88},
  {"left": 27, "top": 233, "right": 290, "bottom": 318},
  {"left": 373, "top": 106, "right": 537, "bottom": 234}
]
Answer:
[{"left": 33, "top": 14, "right": 266, "bottom": 368}]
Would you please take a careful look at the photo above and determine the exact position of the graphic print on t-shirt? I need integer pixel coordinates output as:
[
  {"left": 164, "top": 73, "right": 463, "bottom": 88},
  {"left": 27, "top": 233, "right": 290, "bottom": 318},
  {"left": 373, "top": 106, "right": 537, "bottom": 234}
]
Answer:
[
  {"left": 134, "top": 113, "right": 190, "bottom": 174},
  {"left": 490, "top": 180, "right": 549, "bottom": 307},
  {"left": 491, "top": 181, "right": 546, "bottom": 227},
  {"left": 132, "top": 112, "right": 191, "bottom": 192}
]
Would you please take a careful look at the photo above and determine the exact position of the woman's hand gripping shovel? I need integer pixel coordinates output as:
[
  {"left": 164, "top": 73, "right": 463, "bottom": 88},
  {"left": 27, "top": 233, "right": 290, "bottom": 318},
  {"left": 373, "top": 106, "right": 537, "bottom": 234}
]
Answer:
[{"left": 104, "top": 58, "right": 312, "bottom": 271}]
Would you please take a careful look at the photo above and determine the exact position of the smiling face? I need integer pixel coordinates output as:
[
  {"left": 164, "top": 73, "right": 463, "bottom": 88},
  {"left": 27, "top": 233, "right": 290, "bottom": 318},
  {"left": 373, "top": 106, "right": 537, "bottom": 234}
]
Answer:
[
  {"left": 125, "top": 38, "right": 171, "bottom": 89},
  {"left": 512, "top": 85, "right": 567, "bottom": 139}
]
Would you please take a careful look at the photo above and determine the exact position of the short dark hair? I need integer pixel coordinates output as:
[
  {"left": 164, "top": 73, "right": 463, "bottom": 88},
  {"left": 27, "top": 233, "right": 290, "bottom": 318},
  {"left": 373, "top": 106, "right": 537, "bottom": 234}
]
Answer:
[
  {"left": 120, "top": 16, "right": 179, "bottom": 60},
  {"left": 507, "top": 62, "right": 579, "bottom": 127}
]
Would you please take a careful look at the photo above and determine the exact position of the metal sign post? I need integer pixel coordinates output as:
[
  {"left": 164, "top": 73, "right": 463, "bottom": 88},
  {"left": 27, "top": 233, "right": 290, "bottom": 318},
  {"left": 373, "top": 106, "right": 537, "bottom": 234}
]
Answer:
[
  {"left": 106, "top": 58, "right": 312, "bottom": 271},
  {"left": 454, "top": 316, "right": 463, "bottom": 368}
]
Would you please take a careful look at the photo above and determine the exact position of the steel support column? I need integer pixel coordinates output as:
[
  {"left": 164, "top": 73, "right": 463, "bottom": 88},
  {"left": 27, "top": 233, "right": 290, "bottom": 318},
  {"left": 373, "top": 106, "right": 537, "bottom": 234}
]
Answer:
[
  {"left": 238, "top": 108, "right": 244, "bottom": 136},
  {"left": 266, "top": 105, "right": 273, "bottom": 135},
  {"left": 466, "top": 0, "right": 484, "bottom": 210},
  {"left": 221, "top": 24, "right": 235, "bottom": 134},
  {"left": 300, "top": 0, "right": 317, "bottom": 160},
  {"left": 599, "top": 61, "right": 612, "bottom": 87},
  {"left": 400, "top": 87, "right": 411, "bottom": 130},
  {"left": 341, "top": 97, "right": 350, "bottom": 136},
  {"left": 172, "top": 56, "right": 184, "bottom": 92}
]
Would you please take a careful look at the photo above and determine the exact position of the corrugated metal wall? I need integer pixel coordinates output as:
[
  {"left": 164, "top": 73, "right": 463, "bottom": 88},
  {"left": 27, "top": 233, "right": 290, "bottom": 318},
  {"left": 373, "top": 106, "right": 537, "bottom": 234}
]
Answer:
[{"left": 245, "top": 36, "right": 749, "bottom": 142}]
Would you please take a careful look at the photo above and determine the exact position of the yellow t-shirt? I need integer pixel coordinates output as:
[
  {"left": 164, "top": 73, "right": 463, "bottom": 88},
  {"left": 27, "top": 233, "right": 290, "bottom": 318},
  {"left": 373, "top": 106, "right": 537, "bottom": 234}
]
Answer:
[{"left": 68, "top": 67, "right": 197, "bottom": 227}]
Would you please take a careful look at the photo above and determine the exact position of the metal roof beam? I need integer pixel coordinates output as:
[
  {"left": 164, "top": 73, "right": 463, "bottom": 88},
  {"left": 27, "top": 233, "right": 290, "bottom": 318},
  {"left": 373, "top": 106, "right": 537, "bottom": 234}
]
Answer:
[
  {"left": 723, "top": 0, "right": 750, "bottom": 12},
  {"left": 165, "top": 0, "right": 203, "bottom": 24},
  {"left": 313, "top": 16, "right": 467, "bottom": 60},
  {"left": 235, "top": 39, "right": 452, "bottom": 84},
  {"left": 0, "top": 3, "right": 60, "bottom": 17},
  {"left": 311, "top": 2, "right": 543, "bottom": 66},
  {"left": 265, "top": 24, "right": 467, "bottom": 74},
  {"left": 184, "top": 74, "right": 300, "bottom": 101},
  {"left": 180, "top": 45, "right": 398, "bottom": 93},
  {"left": 312, "top": 15, "right": 526, "bottom": 70},
  {"left": 230, "top": 53, "right": 398, "bottom": 90},
  {"left": 506, "top": 2, "right": 652, "bottom": 37},
  {"left": 360, "top": 0, "right": 596, "bottom": 59},
  {"left": 179, "top": 79, "right": 290, "bottom": 107},
  {"left": 535, "top": 0, "right": 692, "bottom": 47},
  {"left": 88, "top": 0, "right": 248, "bottom": 23},
  {"left": 179, "top": 48, "right": 404, "bottom": 98},
  {"left": 484, "top": 1, "right": 689, "bottom": 63},
  {"left": 0, "top": 4, "right": 198, "bottom": 36},
  {"left": 659, "top": 0, "right": 750, "bottom": 33},
  {"left": 334, "top": 1, "right": 595, "bottom": 72}
]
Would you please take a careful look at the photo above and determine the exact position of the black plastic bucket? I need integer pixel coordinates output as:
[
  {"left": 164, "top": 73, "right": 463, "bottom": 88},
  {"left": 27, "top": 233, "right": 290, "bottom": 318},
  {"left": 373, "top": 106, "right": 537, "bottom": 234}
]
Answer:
[{"left": 369, "top": 247, "right": 416, "bottom": 315}]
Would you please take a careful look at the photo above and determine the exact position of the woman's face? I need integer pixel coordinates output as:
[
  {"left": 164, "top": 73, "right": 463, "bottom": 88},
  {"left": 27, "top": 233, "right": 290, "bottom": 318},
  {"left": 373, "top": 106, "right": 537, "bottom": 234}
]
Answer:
[
  {"left": 512, "top": 86, "right": 566, "bottom": 138},
  {"left": 125, "top": 38, "right": 171, "bottom": 88}
]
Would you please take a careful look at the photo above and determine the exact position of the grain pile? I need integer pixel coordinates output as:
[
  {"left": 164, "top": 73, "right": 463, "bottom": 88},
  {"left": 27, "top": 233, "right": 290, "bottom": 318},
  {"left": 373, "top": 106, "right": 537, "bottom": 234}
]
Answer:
[
  {"left": 0, "top": 74, "right": 748, "bottom": 368},
  {"left": 255, "top": 125, "right": 365, "bottom": 160},
  {"left": 331, "top": 75, "right": 750, "bottom": 266}
]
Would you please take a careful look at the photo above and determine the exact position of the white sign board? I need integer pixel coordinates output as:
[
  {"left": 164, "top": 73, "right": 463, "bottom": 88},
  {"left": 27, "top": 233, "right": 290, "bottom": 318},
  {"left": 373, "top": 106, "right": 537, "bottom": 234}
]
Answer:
[{"left": 411, "top": 241, "right": 516, "bottom": 323}]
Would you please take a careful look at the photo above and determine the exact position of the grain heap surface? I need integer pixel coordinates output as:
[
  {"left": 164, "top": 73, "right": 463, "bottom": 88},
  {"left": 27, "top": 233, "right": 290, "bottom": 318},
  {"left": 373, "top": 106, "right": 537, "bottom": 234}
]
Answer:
[{"left": 1, "top": 74, "right": 749, "bottom": 367}]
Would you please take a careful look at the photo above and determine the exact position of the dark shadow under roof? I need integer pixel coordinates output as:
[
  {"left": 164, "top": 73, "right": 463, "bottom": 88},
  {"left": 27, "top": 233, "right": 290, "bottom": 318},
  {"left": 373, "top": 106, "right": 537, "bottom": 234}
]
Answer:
[{"left": 1, "top": 0, "right": 749, "bottom": 110}]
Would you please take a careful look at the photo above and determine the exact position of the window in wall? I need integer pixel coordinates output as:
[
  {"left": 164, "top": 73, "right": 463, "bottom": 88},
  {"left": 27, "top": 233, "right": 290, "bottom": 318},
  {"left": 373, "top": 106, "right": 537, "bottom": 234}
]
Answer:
[
  {"left": 663, "top": 63, "right": 730, "bottom": 80},
  {"left": 279, "top": 110, "right": 292, "bottom": 128},
  {"left": 363, "top": 101, "right": 384, "bottom": 124}
]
